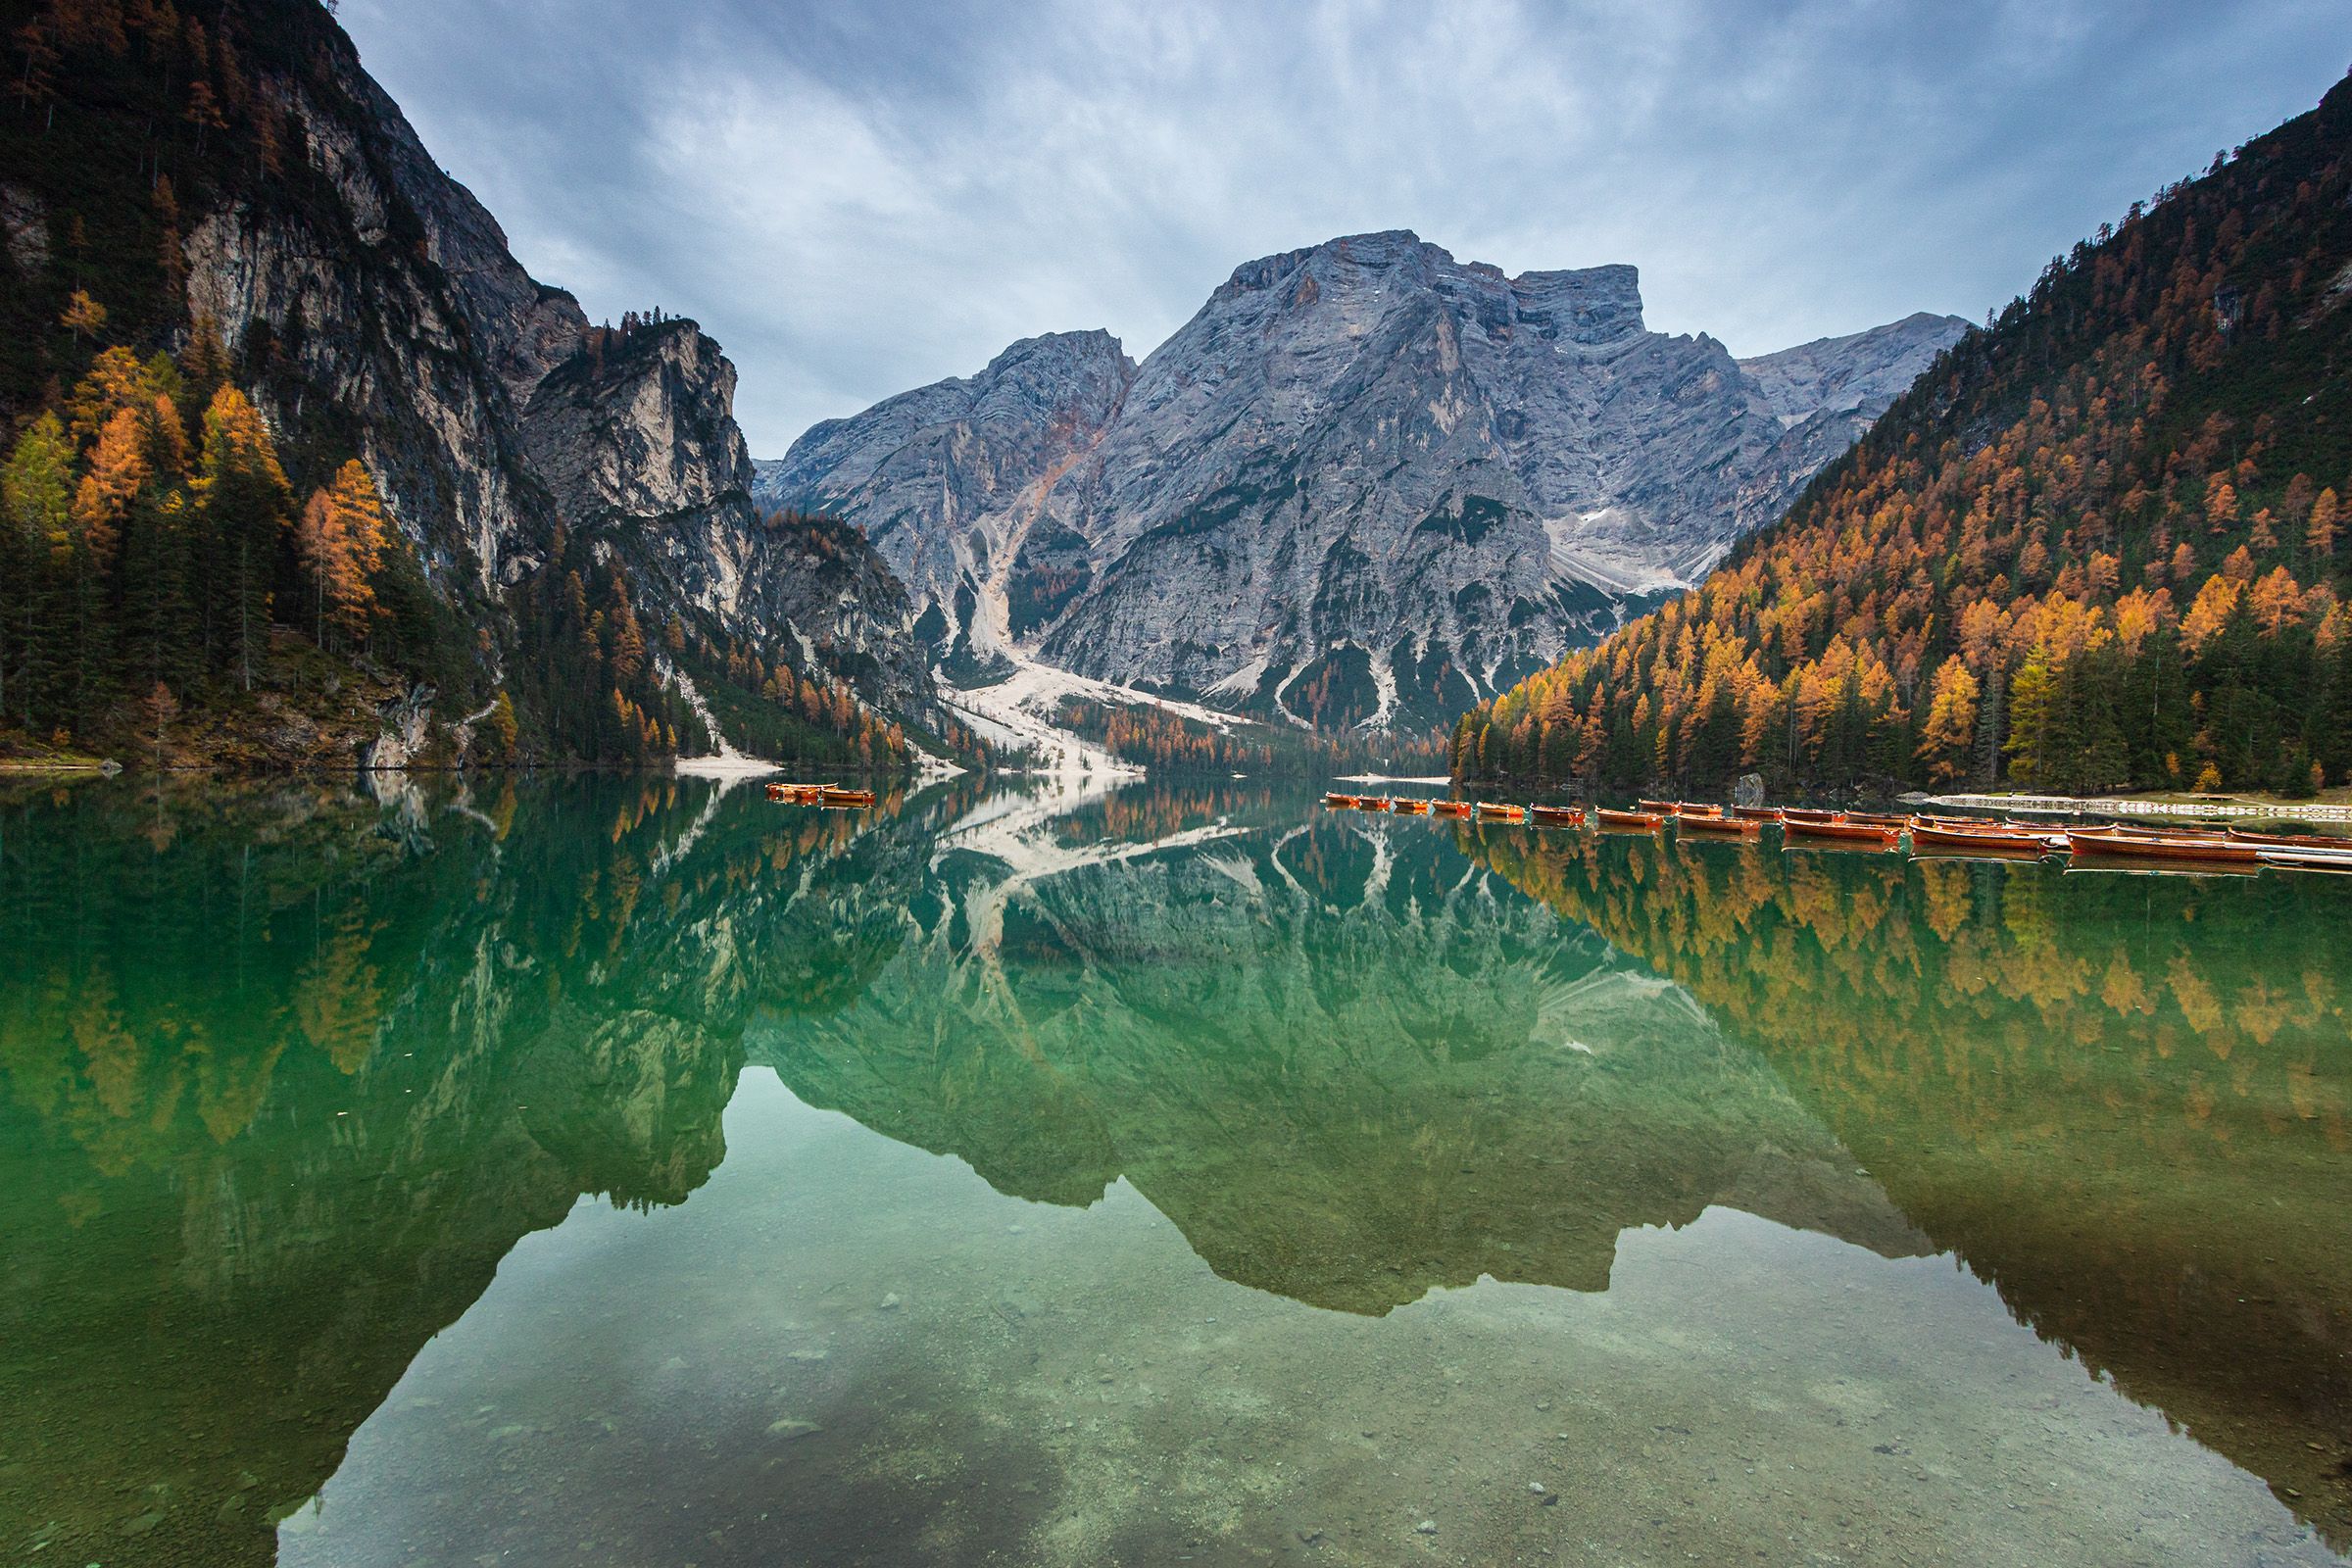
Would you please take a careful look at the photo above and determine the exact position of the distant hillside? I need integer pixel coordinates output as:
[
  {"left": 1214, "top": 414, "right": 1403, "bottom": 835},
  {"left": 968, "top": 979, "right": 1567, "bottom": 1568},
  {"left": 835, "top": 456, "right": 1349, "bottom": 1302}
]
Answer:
[{"left": 1454, "top": 74, "right": 2352, "bottom": 798}]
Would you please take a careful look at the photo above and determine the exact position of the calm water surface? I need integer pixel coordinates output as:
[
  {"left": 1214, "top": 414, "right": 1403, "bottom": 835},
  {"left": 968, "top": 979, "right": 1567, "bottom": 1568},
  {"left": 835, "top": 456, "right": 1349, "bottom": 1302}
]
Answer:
[{"left": 2, "top": 774, "right": 2347, "bottom": 1566}]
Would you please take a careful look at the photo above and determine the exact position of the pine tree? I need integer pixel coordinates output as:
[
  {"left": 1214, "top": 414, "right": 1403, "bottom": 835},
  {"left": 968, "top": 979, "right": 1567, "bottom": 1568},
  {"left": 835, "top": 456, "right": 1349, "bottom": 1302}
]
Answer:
[
  {"left": 12, "top": 18, "right": 60, "bottom": 129},
  {"left": 2003, "top": 656, "right": 2056, "bottom": 786},
  {"left": 488, "top": 690, "right": 518, "bottom": 761},
  {"left": 1, "top": 415, "right": 75, "bottom": 727},
  {"left": 1974, "top": 664, "right": 2005, "bottom": 788},
  {"left": 1916, "top": 657, "right": 1980, "bottom": 785},
  {"left": 139, "top": 679, "right": 177, "bottom": 769},
  {"left": 60, "top": 289, "right": 108, "bottom": 343},
  {"left": 192, "top": 387, "right": 290, "bottom": 691},
  {"left": 298, "top": 460, "right": 387, "bottom": 650}
]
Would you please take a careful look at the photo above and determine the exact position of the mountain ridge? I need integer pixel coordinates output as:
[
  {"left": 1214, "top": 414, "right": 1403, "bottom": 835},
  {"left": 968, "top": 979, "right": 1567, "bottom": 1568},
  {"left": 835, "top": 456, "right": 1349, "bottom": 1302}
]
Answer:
[{"left": 760, "top": 230, "right": 1964, "bottom": 730}]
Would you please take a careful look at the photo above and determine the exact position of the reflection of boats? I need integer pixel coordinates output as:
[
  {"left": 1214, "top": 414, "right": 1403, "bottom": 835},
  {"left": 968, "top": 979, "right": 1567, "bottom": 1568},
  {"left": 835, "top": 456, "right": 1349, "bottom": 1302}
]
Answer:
[
  {"left": 2065, "top": 830, "right": 2258, "bottom": 865},
  {"left": 1785, "top": 818, "right": 1900, "bottom": 850},
  {"left": 1910, "top": 822, "right": 2055, "bottom": 857},
  {"left": 2062, "top": 855, "right": 2260, "bottom": 878},
  {"left": 1431, "top": 800, "right": 1471, "bottom": 818},
  {"left": 1914, "top": 842, "right": 2046, "bottom": 863},
  {"left": 1677, "top": 812, "right": 1760, "bottom": 837},
  {"left": 2256, "top": 845, "right": 2352, "bottom": 873},
  {"left": 1530, "top": 805, "right": 1584, "bottom": 828},
  {"left": 1595, "top": 807, "right": 1664, "bottom": 831},
  {"left": 1394, "top": 799, "right": 1433, "bottom": 815},
  {"left": 1475, "top": 802, "right": 1527, "bottom": 822}
]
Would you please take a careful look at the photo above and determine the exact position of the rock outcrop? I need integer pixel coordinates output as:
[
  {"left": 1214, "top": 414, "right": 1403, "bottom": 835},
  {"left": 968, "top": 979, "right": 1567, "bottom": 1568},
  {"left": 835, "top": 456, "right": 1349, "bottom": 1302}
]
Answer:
[
  {"left": 152, "top": 0, "right": 941, "bottom": 757},
  {"left": 762, "top": 232, "right": 1964, "bottom": 730}
]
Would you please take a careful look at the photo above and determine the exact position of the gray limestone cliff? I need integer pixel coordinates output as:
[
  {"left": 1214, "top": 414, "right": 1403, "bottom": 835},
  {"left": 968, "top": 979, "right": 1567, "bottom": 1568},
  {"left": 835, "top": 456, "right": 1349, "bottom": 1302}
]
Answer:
[{"left": 163, "top": 0, "right": 939, "bottom": 757}]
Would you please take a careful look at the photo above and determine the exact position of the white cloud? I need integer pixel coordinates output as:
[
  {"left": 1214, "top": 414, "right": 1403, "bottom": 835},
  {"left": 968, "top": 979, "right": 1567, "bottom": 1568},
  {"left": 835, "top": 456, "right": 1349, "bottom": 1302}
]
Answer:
[{"left": 341, "top": 0, "right": 2352, "bottom": 452}]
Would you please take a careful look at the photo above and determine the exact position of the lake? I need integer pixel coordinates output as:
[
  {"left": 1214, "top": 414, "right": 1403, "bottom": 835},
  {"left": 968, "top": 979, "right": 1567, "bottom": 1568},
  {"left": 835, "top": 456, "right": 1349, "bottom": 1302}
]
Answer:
[{"left": 3, "top": 773, "right": 2347, "bottom": 1566}]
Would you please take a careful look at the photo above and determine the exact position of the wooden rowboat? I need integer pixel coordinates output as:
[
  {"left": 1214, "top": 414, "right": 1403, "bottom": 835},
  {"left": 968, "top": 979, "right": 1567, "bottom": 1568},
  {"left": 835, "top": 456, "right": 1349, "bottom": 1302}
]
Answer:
[
  {"left": 819, "top": 786, "right": 876, "bottom": 808},
  {"left": 1530, "top": 805, "right": 1585, "bottom": 827},
  {"left": 1637, "top": 798, "right": 1677, "bottom": 814},
  {"left": 1674, "top": 802, "right": 1724, "bottom": 817},
  {"left": 1595, "top": 807, "right": 1664, "bottom": 831},
  {"left": 1781, "top": 807, "right": 1842, "bottom": 826},
  {"left": 767, "top": 782, "right": 828, "bottom": 805},
  {"left": 1678, "top": 813, "right": 1761, "bottom": 837},
  {"left": 1730, "top": 805, "right": 1783, "bottom": 822},
  {"left": 1784, "top": 818, "right": 1900, "bottom": 849},
  {"left": 2064, "top": 831, "right": 2258, "bottom": 864},
  {"left": 1842, "top": 810, "right": 1911, "bottom": 828},
  {"left": 1914, "top": 814, "right": 2069, "bottom": 840},
  {"left": 1911, "top": 822, "right": 2057, "bottom": 856},
  {"left": 1476, "top": 802, "right": 1527, "bottom": 822},
  {"left": 2073, "top": 821, "right": 2230, "bottom": 841},
  {"left": 2227, "top": 825, "right": 2352, "bottom": 850},
  {"left": 1431, "top": 800, "right": 1471, "bottom": 818},
  {"left": 1322, "top": 792, "right": 1358, "bottom": 808},
  {"left": 1394, "top": 798, "right": 1433, "bottom": 815}
]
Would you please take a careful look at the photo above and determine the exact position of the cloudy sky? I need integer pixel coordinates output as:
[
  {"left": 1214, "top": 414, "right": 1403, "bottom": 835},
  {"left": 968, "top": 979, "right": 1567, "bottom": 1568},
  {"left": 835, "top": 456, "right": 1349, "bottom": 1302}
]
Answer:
[{"left": 340, "top": 0, "right": 2348, "bottom": 455}]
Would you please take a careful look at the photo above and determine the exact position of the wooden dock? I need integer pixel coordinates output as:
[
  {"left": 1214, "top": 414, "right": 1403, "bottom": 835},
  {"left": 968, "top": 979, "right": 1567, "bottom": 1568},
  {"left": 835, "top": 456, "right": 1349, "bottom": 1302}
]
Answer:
[{"left": 1928, "top": 793, "right": 2352, "bottom": 823}]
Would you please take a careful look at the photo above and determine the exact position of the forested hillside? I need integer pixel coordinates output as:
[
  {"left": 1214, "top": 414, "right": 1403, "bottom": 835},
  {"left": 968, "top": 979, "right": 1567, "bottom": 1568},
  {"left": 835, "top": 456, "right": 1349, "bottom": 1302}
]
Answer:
[
  {"left": 0, "top": 0, "right": 961, "bottom": 770},
  {"left": 1454, "top": 73, "right": 2352, "bottom": 798}
]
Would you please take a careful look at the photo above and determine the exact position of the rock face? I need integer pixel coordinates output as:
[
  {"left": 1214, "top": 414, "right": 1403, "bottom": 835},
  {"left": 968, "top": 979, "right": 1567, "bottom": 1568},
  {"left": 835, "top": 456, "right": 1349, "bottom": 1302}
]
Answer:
[
  {"left": 757, "top": 330, "right": 1137, "bottom": 681},
  {"left": 762, "top": 232, "right": 1963, "bottom": 730},
  {"left": 524, "top": 324, "right": 934, "bottom": 714},
  {"left": 168, "top": 1, "right": 938, "bottom": 754}
]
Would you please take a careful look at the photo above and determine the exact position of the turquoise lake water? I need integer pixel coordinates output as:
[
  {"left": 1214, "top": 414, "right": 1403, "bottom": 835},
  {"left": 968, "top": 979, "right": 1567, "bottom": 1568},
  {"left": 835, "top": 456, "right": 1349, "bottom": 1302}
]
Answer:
[{"left": 3, "top": 774, "right": 2347, "bottom": 1565}]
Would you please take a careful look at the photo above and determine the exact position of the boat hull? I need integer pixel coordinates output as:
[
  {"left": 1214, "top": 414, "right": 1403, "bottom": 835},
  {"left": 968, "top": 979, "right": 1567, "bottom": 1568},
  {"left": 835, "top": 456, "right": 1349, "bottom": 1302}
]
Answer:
[
  {"left": 2065, "top": 831, "right": 2258, "bottom": 864},
  {"left": 1911, "top": 823, "right": 2054, "bottom": 856}
]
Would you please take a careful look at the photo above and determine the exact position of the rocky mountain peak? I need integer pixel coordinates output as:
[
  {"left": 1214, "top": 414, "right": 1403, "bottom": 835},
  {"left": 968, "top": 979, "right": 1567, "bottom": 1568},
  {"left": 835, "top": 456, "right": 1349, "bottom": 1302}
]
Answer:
[{"left": 760, "top": 232, "right": 1967, "bottom": 733}]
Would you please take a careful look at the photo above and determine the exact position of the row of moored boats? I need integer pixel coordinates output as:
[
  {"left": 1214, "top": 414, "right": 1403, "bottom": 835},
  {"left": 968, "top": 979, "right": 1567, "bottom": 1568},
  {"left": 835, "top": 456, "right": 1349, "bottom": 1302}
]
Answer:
[
  {"left": 765, "top": 782, "right": 878, "bottom": 808},
  {"left": 1319, "top": 794, "right": 2352, "bottom": 874}
]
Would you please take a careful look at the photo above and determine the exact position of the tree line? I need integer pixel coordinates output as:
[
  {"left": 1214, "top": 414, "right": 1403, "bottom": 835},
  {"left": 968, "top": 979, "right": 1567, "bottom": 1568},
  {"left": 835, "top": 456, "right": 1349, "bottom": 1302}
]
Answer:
[{"left": 1, "top": 321, "right": 448, "bottom": 750}]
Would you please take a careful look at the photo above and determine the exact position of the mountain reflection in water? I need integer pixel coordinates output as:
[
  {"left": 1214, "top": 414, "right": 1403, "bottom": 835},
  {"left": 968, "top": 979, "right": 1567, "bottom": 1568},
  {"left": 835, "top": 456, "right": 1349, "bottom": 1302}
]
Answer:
[{"left": 1, "top": 774, "right": 2345, "bottom": 1565}]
